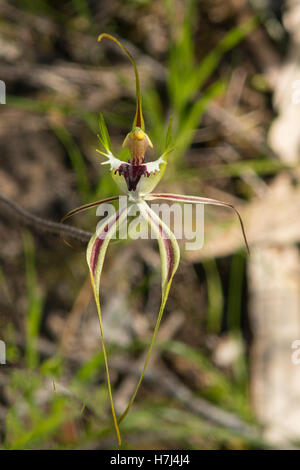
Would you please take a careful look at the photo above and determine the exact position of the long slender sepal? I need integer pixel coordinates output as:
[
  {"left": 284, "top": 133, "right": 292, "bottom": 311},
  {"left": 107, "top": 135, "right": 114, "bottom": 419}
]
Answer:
[
  {"left": 61, "top": 196, "right": 120, "bottom": 223},
  {"left": 98, "top": 33, "right": 144, "bottom": 130},
  {"left": 146, "top": 193, "right": 250, "bottom": 254},
  {"left": 86, "top": 207, "right": 128, "bottom": 447},
  {"left": 118, "top": 201, "right": 180, "bottom": 424}
]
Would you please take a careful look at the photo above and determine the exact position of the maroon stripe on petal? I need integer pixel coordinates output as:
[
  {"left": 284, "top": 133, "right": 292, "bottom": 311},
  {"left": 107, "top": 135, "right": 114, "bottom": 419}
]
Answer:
[
  {"left": 147, "top": 210, "right": 174, "bottom": 282},
  {"left": 150, "top": 193, "right": 233, "bottom": 208},
  {"left": 90, "top": 237, "right": 105, "bottom": 276},
  {"left": 150, "top": 194, "right": 210, "bottom": 204},
  {"left": 150, "top": 194, "right": 250, "bottom": 255},
  {"left": 90, "top": 210, "right": 125, "bottom": 276},
  {"left": 163, "top": 233, "right": 174, "bottom": 282},
  {"left": 61, "top": 196, "right": 120, "bottom": 222}
]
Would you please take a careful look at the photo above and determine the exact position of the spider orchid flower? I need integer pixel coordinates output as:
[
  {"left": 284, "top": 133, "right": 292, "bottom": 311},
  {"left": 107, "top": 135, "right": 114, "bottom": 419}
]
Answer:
[{"left": 62, "top": 34, "right": 249, "bottom": 447}]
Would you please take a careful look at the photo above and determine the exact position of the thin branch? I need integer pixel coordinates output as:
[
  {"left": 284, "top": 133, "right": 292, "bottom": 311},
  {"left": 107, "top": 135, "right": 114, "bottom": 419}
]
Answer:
[{"left": 0, "top": 193, "right": 92, "bottom": 242}]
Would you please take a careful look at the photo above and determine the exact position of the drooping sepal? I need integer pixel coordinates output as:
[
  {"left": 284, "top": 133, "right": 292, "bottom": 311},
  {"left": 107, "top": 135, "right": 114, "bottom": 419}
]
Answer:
[
  {"left": 86, "top": 207, "right": 129, "bottom": 447},
  {"left": 117, "top": 200, "right": 180, "bottom": 424}
]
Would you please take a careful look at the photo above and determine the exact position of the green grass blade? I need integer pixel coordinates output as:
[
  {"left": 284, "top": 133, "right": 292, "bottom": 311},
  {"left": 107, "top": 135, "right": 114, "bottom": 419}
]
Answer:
[
  {"left": 98, "top": 113, "right": 112, "bottom": 153},
  {"left": 52, "top": 125, "right": 91, "bottom": 202},
  {"left": 203, "top": 258, "right": 224, "bottom": 334},
  {"left": 23, "top": 231, "right": 44, "bottom": 370}
]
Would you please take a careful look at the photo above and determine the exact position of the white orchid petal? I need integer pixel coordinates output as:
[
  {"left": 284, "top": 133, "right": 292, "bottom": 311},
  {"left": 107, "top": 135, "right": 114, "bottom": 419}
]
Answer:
[
  {"left": 144, "top": 156, "right": 166, "bottom": 174},
  {"left": 100, "top": 152, "right": 127, "bottom": 171}
]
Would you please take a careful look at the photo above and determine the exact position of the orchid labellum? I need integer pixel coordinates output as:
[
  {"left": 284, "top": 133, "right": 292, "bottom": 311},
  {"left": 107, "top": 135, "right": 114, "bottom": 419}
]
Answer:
[{"left": 62, "top": 34, "right": 249, "bottom": 446}]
